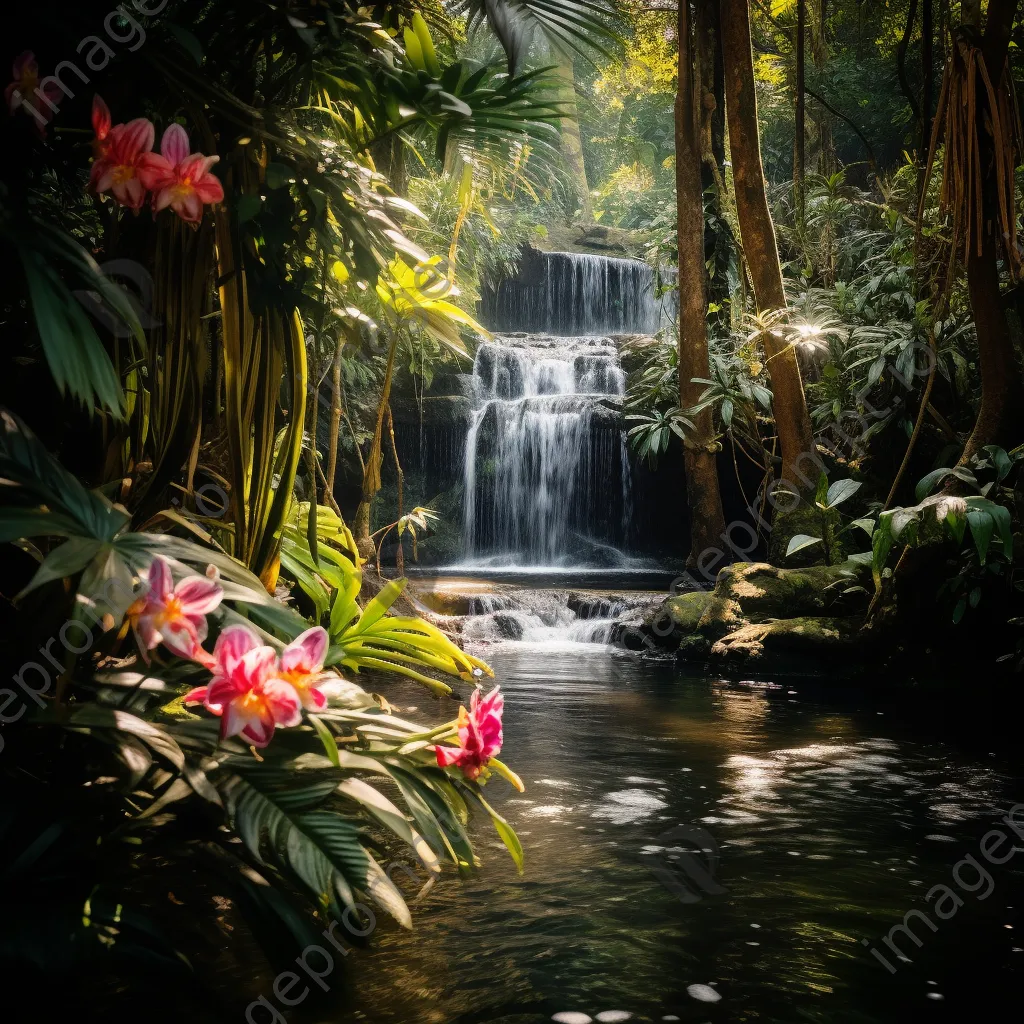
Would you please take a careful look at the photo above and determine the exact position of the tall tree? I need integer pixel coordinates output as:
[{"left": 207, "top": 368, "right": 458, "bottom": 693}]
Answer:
[
  {"left": 794, "top": 0, "right": 806, "bottom": 230},
  {"left": 921, "top": 0, "right": 933, "bottom": 158},
  {"left": 677, "top": 0, "right": 727, "bottom": 558},
  {"left": 552, "top": 45, "right": 594, "bottom": 222},
  {"left": 956, "top": 0, "right": 1023, "bottom": 463},
  {"left": 719, "top": 0, "right": 817, "bottom": 496}
]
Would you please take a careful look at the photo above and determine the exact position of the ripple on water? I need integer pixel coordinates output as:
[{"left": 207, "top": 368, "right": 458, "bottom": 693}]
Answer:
[{"left": 591, "top": 788, "right": 668, "bottom": 825}]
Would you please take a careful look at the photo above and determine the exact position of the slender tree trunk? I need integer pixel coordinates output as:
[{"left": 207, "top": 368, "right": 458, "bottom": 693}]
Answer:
[
  {"left": 325, "top": 334, "right": 343, "bottom": 498},
  {"left": 897, "top": 0, "right": 922, "bottom": 136},
  {"left": 711, "top": 0, "right": 727, "bottom": 174},
  {"left": 720, "top": 0, "right": 817, "bottom": 496},
  {"left": 677, "top": 0, "right": 727, "bottom": 560},
  {"left": 794, "top": 0, "right": 806, "bottom": 230},
  {"left": 695, "top": 0, "right": 726, "bottom": 180},
  {"left": 553, "top": 45, "right": 594, "bottom": 222},
  {"left": 810, "top": 0, "right": 835, "bottom": 175},
  {"left": 921, "top": 0, "right": 933, "bottom": 157},
  {"left": 958, "top": 0, "right": 1024, "bottom": 463}
]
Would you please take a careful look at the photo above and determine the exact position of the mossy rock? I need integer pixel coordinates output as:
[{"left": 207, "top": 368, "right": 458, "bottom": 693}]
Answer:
[
  {"left": 642, "top": 589, "right": 713, "bottom": 648},
  {"left": 767, "top": 504, "right": 828, "bottom": 567},
  {"left": 707, "top": 615, "right": 865, "bottom": 673},
  {"left": 696, "top": 560, "right": 870, "bottom": 640},
  {"left": 677, "top": 633, "right": 713, "bottom": 661}
]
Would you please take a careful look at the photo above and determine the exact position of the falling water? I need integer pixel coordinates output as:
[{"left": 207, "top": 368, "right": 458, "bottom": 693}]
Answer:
[
  {"left": 481, "top": 251, "right": 659, "bottom": 336},
  {"left": 459, "top": 250, "right": 661, "bottom": 568},
  {"left": 461, "top": 334, "right": 633, "bottom": 566}
]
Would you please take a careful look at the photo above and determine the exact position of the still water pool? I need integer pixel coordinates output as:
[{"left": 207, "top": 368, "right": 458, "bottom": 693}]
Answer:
[{"left": 336, "top": 643, "right": 1024, "bottom": 1024}]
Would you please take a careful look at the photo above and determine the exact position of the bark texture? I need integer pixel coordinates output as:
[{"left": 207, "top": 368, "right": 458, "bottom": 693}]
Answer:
[
  {"left": 553, "top": 46, "right": 594, "bottom": 222},
  {"left": 677, "top": 0, "right": 727, "bottom": 560},
  {"left": 720, "top": 0, "right": 817, "bottom": 495},
  {"left": 959, "top": 0, "right": 1024, "bottom": 463}
]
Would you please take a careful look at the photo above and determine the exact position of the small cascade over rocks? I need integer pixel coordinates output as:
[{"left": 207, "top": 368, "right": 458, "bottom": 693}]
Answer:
[
  {"left": 462, "top": 333, "right": 633, "bottom": 567},
  {"left": 416, "top": 586, "right": 657, "bottom": 647}
]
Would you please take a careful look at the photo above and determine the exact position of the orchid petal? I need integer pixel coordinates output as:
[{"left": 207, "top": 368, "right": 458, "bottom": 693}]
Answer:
[
  {"left": 261, "top": 679, "right": 303, "bottom": 728},
  {"left": 137, "top": 152, "right": 176, "bottom": 190},
  {"left": 281, "top": 626, "right": 328, "bottom": 676},
  {"left": 160, "top": 122, "right": 190, "bottom": 166},
  {"left": 175, "top": 576, "right": 223, "bottom": 615},
  {"left": 92, "top": 94, "right": 111, "bottom": 139},
  {"left": 116, "top": 117, "right": 155, "bottom": 160},
  {"left": 146, "top": 556, "right": 174, "bottom": 601}
]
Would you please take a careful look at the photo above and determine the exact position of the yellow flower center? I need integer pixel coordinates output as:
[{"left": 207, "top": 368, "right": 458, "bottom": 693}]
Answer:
[
  {"left": 112, "top": 165, "right": 136, "bottom": 183},
  {"left": 154, "top": 596, "right": 183, "bottom": 626}
]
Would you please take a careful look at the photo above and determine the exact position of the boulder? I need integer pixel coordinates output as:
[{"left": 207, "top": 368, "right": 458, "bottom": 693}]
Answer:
[
  {"left": 696, "top": 561, "right": 870, "bottom": 640},
  {"left": 707, "top": 615, "right": 864, "bottom": 672}
]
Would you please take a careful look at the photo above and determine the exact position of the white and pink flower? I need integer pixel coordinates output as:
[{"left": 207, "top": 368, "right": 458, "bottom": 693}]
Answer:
[
  {"left": 185, "top": 625, "right": 303, "bottom": 748},
  {"left": 128, "top": 555, "right": 222, "bottom": 665}
]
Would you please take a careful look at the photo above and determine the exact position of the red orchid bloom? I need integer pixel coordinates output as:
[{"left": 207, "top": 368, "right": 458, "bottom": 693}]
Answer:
[
  {"left": 272, "top": 626, "right": 334, "bottom": 711},
  {"left": 185, "top": 625, "right": 302, "bottom": 748},
  {"left": 90, "top": 114, "right": 156, "bottom": 211},
  {"left": 139, "top": 123, "right": 224, "bottom": 224},
  {"left": 5, "top": 51, "right": 61, "bottom": 130},
  {"left": 128, "top": 555, "right": 223, "bottom": 665},
  {"left": 434, "top": 686, "right": 505, "bottom": 780}
]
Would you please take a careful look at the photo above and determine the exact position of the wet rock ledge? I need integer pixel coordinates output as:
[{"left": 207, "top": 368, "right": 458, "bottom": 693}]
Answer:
[{"left": 634, "top": 561, "right": 874, "bottom": 677}]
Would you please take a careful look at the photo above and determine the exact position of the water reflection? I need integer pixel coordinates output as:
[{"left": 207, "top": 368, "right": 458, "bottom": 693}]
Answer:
[{"left": 328, "top": 647, "right": 1024, "bottom": 1024}]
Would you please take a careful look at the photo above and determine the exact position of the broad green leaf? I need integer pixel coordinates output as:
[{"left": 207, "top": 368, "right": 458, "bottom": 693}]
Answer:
[
  {"left": 825, "top": 478, "right": 862, "bottom": 508},
  {"left": 786, "top": 534, "right": 823, "bottom": 556}
]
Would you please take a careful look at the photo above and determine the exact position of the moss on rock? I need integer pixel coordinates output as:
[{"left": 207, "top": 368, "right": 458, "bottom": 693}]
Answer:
[
  {"left": 707, "top": 615, "right": 865, "bottom": 672},
  {"left": 696, "top": 561, "right": 870, "bottom": 639},
  {"left": 641, "top": 589, "right": 713, "bottom": 647}
]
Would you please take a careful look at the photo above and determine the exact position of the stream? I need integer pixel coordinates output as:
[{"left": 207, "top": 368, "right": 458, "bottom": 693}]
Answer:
[
  {"left": 332, "top": 252, "right": 1023, "bottom": 1022},
  {"left": 334, "top": 636, "right": 1024, "bottom": 1024}
]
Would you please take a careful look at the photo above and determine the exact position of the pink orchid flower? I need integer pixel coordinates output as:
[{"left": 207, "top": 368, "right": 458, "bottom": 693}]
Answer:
[
  {"left": 128, "top": 555, "right": 223, "bottom": 665},
  {"left": 5, "top": 51, "right": 61, "bottom": 129},
  {"left": 434, "top": 686, "right": 505, "bottom": 780},
  {"left": 270, "top": 626, "right": 335, "bottom": 711},
  {"left": 185, "top": 625, "right": 302, "bottom": 748},
  {"left": 90, "top": 113, "right": 156, "bottom": 211},
  {"left": 139, "top": 123, "right": 224, "bottom": 224}
]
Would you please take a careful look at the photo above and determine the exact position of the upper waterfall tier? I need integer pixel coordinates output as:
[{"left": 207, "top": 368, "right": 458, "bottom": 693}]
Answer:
[{"left": 479, "top": 250, "right": 659, "bottom": 335}]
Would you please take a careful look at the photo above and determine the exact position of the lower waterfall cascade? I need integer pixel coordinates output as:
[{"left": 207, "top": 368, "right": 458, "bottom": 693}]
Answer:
[{"left": 460, "top": 333, "right": 634, "bottom": 567}]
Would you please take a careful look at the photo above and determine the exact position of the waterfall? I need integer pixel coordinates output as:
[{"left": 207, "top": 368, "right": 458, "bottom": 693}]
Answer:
[
  {"left": 458, "top": 249, "right": 659, "bottom": 568},
  {"left": 480, "top": 250, "right": 659, "bottom": 336},
  {"left": 461, "top": 334, "right": 632, "bottom": 567}
]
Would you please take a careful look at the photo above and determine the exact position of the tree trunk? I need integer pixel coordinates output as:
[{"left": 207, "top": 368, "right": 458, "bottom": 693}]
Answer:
[
  {"left": 720, "top": 0, "right": 817, "bottom": 496},
  {"left": 794, "top": 0, "right": 806, "bottom": 229},
  {"left": 552, "top": 46, "right": 594, "bottom": 223},
  {"left": 897, "top": 0, "right": 922, "bottom": 137},
  {"left": 695, "top": 0, "right": 726, "bottom": 180},
  {"left": 809, "top": 0, "right": 835, "bottom": 175},
  {"left": 678, "top": 0, "right": 727, "bottom": 560},
  {"left": 958, "top": 0, "right": 1024, "bottom": 463},
  {"left": 921, "top": 0, "right": 933, "bottom": 157}
]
